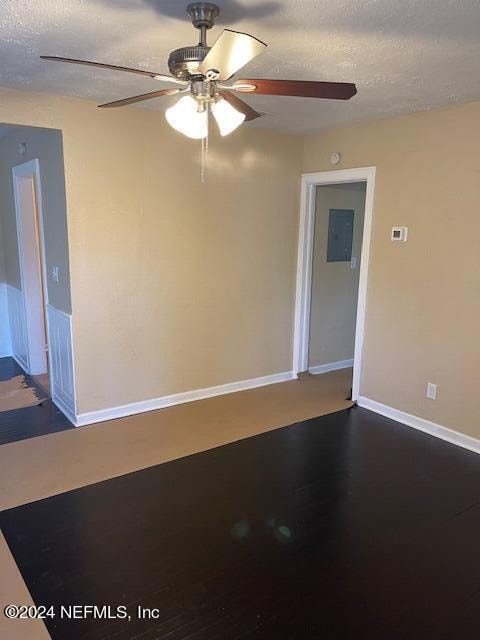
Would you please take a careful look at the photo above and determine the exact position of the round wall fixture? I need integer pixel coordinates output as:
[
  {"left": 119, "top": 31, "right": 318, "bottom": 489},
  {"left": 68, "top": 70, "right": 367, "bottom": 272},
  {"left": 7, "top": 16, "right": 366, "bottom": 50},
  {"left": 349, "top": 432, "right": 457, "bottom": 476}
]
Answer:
[{"left": 330, "top": 151, "right": 341, "bottom": 165}]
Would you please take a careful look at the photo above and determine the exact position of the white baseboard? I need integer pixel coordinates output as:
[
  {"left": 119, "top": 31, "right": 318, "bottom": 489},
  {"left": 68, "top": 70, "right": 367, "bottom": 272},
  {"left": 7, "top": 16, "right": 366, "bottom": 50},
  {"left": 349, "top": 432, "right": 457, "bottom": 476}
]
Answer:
[
  {"left": 52, "top": 394, "right": 77, "bottom": 426},
  {"left": 358, "top": 396, "right": 480, "bottom": 455},
  {"left": 12, "top": 352, "right": 29, "bottom": 372},
  {"left": 76, "top": 370, "right": 297, "bottom": 427},
  {"left": 309, "top": 359, "right": 353, "bottom": 375}
]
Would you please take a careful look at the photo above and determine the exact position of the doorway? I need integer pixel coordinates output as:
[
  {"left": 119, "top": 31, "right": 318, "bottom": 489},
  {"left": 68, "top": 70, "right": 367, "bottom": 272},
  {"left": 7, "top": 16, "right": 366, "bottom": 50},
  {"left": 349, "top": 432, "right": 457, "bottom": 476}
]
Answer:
[
  {"left": 308, "top": 181, "right": 366, "bottom": 385},
  {"left": 293, "top": 167, "right": 376, "bottom": 401},
  {"left": 0, "top": 124, "right": 76, "bottom": 431},
  {"left": 12, "top": 159, "right": 50, "bottom": 387}
]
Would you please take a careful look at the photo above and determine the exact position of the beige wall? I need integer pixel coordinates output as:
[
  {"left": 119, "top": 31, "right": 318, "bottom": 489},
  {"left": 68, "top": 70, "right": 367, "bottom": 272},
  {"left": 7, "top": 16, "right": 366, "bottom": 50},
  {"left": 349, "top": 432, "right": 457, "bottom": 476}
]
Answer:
[
  {"left": 1, "top": 85, "right": 477, "bottom": 440},
  {"left": 309, "top": 183, "right": 365, "bottom": 368},
  {"left": 0, "top": 125, "right": 71, "bottom": 312},
  {"left": 303, "top": 101, "right": 480, "bottom": 438},
  {"left": 0, "top": 87, "right": 303, "bottom": 412}
]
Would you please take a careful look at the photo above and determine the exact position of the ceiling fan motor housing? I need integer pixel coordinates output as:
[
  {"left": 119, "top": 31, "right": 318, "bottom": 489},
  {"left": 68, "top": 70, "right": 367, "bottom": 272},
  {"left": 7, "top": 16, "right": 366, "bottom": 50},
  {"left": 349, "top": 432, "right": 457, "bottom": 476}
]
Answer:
[{"left": 168, "top": 45, "right": 210, "bottom": 80}]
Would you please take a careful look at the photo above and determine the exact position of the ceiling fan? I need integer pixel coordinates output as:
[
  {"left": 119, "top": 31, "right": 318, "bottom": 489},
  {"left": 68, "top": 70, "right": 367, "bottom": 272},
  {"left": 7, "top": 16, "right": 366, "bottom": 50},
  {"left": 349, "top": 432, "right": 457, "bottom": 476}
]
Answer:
[{"left": 41, "top": 2, "right": 357, "bottom": 139}]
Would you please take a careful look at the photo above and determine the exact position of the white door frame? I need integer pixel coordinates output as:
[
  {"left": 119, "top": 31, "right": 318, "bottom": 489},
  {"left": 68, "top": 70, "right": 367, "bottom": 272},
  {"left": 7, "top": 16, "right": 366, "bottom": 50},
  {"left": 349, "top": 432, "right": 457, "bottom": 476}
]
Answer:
[
  {"left": 293, "top": 166, "right": 376, "bottom": 401},
  {"left": 12, "top": 158, "right": 50, "bottom": 375}
]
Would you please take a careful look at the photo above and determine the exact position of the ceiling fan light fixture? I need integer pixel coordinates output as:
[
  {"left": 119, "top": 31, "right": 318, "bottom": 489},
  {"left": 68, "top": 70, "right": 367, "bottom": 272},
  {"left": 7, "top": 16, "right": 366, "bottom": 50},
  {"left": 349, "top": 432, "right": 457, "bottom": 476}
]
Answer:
[
  {"left": 165, "top": 95, "right": 208, "bottom": 139},
  {"left": 211, "top": 97, "right": 245, "bottom": 136}
]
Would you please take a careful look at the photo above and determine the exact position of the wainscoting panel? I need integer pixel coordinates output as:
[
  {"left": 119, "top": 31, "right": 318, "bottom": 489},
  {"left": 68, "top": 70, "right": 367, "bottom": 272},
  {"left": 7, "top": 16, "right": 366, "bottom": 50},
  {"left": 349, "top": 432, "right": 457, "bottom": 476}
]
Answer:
[
  {"left": 6, "top": 284, "right": 28, "bottom": 370},
  {"left": 47, "top": 304, "right": 76, "bottom": 422},
  {"left": 0, "top": 283, "right": 12, "bottom": 357}
]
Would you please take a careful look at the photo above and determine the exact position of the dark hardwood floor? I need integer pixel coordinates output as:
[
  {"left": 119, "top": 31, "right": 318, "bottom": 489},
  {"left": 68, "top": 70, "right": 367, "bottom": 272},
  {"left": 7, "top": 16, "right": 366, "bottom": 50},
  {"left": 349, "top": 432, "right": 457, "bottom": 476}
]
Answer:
[
  {"left": 0, "top": 357, "right": 73, "bottom": 445},
  {"left": 1, "top": 406, "right": 479, "bottom": 638}
]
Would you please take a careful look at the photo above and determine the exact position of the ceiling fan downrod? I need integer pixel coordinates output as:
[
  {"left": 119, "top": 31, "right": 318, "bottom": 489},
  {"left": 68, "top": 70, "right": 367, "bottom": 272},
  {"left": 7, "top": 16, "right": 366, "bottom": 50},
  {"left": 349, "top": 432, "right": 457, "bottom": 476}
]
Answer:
[{"left": 187, "top": 2, "right": 220, "bottom": 46}]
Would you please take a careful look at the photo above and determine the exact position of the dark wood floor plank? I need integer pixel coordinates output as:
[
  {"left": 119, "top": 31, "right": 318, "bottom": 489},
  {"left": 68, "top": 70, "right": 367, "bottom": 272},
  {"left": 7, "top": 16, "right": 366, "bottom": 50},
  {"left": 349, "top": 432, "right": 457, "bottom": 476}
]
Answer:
[
  {"left": 1, "top": 406, "right": 480, "bottom": 639},
  {"left": 0, "top": 357, "right": 73, "bottom": 445}
]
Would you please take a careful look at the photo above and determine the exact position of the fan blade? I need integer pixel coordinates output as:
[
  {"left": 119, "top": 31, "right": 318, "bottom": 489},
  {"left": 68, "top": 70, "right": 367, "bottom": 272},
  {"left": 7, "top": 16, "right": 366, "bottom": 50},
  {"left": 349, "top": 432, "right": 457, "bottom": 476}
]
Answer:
[
  {"left": 198, "top": 29, "right": 267, "bottom": 81},
  {"left": 233, "top": 78, "right": 357, "bottom": 100},
  {"left": 218, "top": 92, "right": 262, "bottom": 122},
  {"left": 40, "top": 56, "right": 179, "bottom": 82},
  {"left": 98, "top": 88, "right": 180, "bottom": 108}
]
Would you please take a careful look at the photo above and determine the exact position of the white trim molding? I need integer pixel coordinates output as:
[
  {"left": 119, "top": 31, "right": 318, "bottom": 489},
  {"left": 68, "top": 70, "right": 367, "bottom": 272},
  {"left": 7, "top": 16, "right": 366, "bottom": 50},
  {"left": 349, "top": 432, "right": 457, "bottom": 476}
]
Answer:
[
  {"left": 12, "top": 159, "right": 49, "bottom": 375},
  {"left": 293, "top": 167, "right": 376, "bottom": 402},
  {"left": 358, "top": 396, "right": 480, "bottom": 455},
  {"left": 308, "top": 359, "right": 353, "bottom": 375},
  {"left": 0, "top": 283, "right": 12, "bottom": 357},
  {"left": 76, "top": 370, "right": 297, "bottom": 427}
]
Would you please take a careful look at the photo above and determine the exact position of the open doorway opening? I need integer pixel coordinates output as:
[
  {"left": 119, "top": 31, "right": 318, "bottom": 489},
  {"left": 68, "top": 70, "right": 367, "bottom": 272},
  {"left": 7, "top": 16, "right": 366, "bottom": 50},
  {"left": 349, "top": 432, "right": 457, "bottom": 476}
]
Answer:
[
  {"left": 307, "top": 182, "right": 367, "bottom": 395},
  {"left": 0, "top": 123, "right": 76, "bottom": 437},
  {"left": 293, "top": 167, "right": 376, "bottom": 402}
]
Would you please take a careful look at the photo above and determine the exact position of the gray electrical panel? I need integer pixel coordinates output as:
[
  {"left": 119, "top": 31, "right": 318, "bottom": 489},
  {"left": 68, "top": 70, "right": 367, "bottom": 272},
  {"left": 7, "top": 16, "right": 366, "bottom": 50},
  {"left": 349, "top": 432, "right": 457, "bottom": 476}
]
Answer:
[{"left": 327, "top": 209, "right": 354, "bottom": 262}]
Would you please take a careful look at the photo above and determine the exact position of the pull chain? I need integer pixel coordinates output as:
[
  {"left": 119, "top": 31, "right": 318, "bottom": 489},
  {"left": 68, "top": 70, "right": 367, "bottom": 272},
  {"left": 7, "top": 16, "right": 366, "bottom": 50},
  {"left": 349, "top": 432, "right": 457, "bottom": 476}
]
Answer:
[{"left": 201, "top": 107, "right": 209, "bottom": 184}]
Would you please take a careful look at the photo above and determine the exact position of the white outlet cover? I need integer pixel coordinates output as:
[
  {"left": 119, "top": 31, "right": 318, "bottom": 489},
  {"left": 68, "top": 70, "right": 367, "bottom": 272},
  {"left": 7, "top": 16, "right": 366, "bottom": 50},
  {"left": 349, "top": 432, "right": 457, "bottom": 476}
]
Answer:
[{"left": 426, "top": 382, "right": 437, "bottom": 400}]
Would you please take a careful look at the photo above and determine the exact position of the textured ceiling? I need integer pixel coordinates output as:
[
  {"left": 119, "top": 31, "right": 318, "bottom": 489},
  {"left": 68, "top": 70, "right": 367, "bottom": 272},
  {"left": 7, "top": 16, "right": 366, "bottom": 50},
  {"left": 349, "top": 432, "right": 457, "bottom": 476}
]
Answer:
[{"left": 1, "top": 0, "right": 479, "bottom": 134}]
